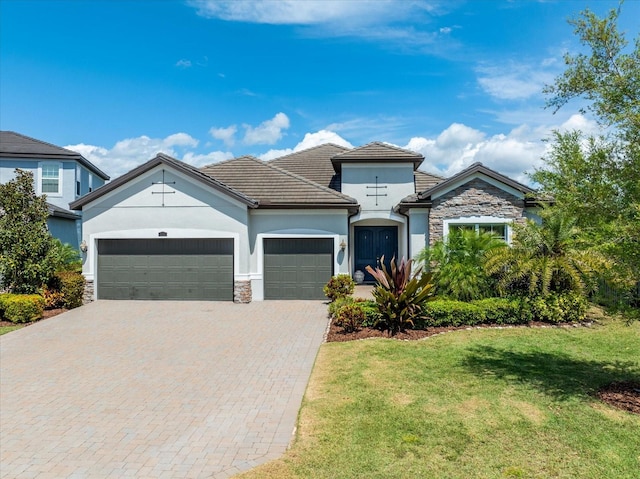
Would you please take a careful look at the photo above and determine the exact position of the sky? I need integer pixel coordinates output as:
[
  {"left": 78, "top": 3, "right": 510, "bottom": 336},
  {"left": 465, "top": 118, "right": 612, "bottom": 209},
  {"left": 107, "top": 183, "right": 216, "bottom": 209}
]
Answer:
[{"left": 1, "top": 0, "right": 639, "bottom": 184}]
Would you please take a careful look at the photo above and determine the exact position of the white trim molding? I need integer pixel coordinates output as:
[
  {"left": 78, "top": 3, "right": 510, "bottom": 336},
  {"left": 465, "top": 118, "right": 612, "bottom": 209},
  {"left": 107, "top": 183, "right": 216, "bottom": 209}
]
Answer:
[{"left": 443, "top": 216, "right": 514, "bottom": 244}]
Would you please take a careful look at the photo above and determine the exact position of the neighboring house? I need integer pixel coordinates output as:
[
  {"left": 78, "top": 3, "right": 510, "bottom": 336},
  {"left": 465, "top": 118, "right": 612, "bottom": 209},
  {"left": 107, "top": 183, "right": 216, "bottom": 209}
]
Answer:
[
  {"left": 0, "top": 131, "right": 110, "bottom": 249},
  {"left": 70, "top": 142, "right": 538, "bottom": 302}
]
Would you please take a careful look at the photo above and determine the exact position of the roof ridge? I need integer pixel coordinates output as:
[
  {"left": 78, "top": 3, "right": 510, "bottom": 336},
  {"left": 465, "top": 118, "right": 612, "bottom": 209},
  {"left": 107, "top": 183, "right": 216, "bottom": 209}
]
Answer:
[
  {"left": 415, "top": 169, "right": 446, "bottom": 180},
  {"left": 333, "top": 140, "right": 424, "bottom": 158},
  {"left": 201, "top": 154, "right": 259, "bottom": 169},
  {"left": 268, "top": 143, "right": 351, "bottom": 162},
  {"left": 0, "top": 130, "right": 82, "bottom": 157}
]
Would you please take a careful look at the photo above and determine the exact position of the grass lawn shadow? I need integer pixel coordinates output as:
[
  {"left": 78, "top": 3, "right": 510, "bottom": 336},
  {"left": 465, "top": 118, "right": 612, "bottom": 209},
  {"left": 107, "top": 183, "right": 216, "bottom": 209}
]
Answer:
[{"left": 461, "top": 345, "right": 640, "bottom": 401}]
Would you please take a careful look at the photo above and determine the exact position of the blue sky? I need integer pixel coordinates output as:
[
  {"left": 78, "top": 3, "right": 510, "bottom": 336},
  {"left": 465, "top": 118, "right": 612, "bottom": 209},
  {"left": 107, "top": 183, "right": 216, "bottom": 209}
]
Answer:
[{"left": 1, "top": 0, "right": 638, "bottom": 182}]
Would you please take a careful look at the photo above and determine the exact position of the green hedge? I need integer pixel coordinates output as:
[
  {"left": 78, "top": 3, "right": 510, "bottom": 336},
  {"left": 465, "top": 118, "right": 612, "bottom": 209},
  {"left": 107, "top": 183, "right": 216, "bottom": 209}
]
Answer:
[
  {"left": 49, "top": 271, "right": 85, "bottom": 309},
  {"left": 0, "top": 293, "right": 45, "bottom": 323},
  {"left": 328, "top": 298, "right": 381, "bottom": 330}
]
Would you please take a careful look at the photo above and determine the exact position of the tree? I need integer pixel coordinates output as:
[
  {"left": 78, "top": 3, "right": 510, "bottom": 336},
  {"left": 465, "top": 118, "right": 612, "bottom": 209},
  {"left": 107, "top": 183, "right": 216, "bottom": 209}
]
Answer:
[
  {"left": 484, "top": 208, "right": 607, "bottom": 297},
  {"left": 0, "top": 169, "right": 56, "bottom": 293},
  {"left": 416, "top": 229, "right": 505, "bottom": 301},
  {"left": 535, "top": 3, "right": 639, "bottom": 286}
]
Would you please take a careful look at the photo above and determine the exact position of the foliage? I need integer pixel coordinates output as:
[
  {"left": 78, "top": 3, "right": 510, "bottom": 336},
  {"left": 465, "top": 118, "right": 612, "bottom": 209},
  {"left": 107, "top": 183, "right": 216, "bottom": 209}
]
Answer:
[
  {"left": 41, "top": 286, "right": 65, "bottom": 309},
  {"left": 416, "top": 229, "right": 505, "bottom": 301},
  {"left": 523, "top": 292, "right": 589, "bottom": 324},
  {"left": 537, "top": 3, "right": 640, "bottom": 288},
  {"left": 49, "top": 239, "right": 82, "bottom": 273},
  {"left": 366, "top": 256, "right": 434, "bottom": 334},
  {"left": 484, "top": 208, "right": 606, "bottom": 298},
  {"left": 422, "top": 298, "right": 532, "bottom": 328},
  {"left": 329, "top": 297, "right": 381, "bottom": 329},
  {"left": 50, "top": 271, "right": 85, "bottom": 309},
  {"left": 328, "top": 296, "right": 354, "bottom": 317},
  {"left": 323, "top": 274, "right": 355, "bottom": 302},
  {"left": 472, "top": 298, "right": 533, "bottom": 325},
  {"left": 0, "top": 293, "right": 45, "bottom": 323},
  {"left": 0, "top": 169, "right": 56, "bottom": 293},
  {"left": 334, "top": 303, "right": 366, "bottom": 333}
]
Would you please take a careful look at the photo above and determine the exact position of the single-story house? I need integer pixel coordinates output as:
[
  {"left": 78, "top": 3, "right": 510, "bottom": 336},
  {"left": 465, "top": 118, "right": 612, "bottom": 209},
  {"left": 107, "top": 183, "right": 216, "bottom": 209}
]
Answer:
[{"left": 70, "top": 142, "right": 538, "bottom": 302}]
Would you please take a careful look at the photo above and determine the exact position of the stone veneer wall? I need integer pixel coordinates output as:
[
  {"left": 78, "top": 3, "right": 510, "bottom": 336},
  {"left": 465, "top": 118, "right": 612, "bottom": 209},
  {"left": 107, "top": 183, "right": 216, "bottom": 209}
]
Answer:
[
  {"left": 83, "top": 279, "right": 94, "bottom": 305},
  {"left": 428, "top": 178, "right": 528, "bottom": 245},
  {"left": 233, "top": 280, "right": 252, "bottom": 303}
]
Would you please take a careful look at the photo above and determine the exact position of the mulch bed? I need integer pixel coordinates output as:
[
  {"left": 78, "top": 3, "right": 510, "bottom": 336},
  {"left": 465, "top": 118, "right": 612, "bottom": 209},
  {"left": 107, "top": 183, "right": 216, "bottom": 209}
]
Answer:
[
  {"left": 597, "top": 382, "right": 640, "bottom": 415},
  {"left": 0, "top": 308, "right": 67, "bottom": 328}
]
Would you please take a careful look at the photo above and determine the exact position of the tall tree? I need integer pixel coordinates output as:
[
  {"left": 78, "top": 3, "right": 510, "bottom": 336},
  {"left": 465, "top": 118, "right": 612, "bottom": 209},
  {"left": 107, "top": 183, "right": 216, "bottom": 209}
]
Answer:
[
  {"left": 535, "top": 3, "right": 639, "bottom": 285},
  {"left": 0, "top": 170, "right": 56, "bottom": 293}
]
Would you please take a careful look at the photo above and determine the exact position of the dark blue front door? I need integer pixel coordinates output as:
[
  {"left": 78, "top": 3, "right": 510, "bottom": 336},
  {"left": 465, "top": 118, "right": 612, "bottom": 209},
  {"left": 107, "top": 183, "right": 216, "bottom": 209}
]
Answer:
[{"left": 354, "top": 226, "right": 398, "bottom": 283}]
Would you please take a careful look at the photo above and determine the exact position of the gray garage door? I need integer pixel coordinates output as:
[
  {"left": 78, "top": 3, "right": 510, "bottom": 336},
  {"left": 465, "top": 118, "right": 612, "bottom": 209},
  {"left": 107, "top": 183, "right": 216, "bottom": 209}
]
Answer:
[
  {"left": 264, "top": 238, "right": 333, "bottom": 300},
  {"left": 97, "top": 238, "right": 233, "bottom": 300}
]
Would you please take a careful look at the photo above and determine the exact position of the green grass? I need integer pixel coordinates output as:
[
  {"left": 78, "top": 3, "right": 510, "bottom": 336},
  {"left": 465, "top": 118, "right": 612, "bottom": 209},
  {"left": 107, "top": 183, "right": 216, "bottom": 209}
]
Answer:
[
  {"left": 237, "top": 318, "right": 640, "bottom": 479},
  {"left": 0, "top": 324, "right": 23, "bottom": 335}
]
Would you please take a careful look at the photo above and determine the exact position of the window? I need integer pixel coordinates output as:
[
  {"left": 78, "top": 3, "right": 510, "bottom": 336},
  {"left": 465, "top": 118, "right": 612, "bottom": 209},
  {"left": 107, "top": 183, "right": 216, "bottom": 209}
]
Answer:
[
  {"left": 445, "top": 218, "right": 511, "bottom": 243},
  {"left": 40, "top": 162, "right": 61, "bottom": 195},
  {"left": 76, "top": 165, "right": 81, "bottom": 196}
]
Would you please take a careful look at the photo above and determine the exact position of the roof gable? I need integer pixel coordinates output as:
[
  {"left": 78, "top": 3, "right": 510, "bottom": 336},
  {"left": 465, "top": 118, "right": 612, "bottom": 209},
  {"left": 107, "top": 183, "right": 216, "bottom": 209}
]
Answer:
[
  {"left": 418, "top": 162, "right": 535, "bottom": 201},
  {"left": 331, "top": 141, "right": 424, "bottom": 172},
  {"left": 201, "top": 155, "right": 358, "bottom": 209},
  {"left": 0, "top": 131, "right": 110, "bottom": 180},
  {"left": 70, "top": 153, "right": 257, "bottom": 210}
]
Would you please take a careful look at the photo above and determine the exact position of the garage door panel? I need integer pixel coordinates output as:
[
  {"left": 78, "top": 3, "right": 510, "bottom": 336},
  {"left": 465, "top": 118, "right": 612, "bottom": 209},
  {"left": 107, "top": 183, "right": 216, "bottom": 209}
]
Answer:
[
  {"left": 264, "top": 239, "right": 333, "bottom": 300},
  {"left": 97, "top": 239, "right": 233, "bottom": 301}
]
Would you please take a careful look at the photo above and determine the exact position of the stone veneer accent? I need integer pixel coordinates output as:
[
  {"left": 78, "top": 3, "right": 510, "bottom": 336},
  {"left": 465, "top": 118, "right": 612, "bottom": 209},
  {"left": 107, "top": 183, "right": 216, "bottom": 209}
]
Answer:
[
  {"left": 429, "top": 178, "right": 528, "bottom": 245},
  {"left": 234, "top": 280, "right": 252, "bottom": 303},
  {"left": 83, "top": 279, "right": 94, "bottom": 305}
]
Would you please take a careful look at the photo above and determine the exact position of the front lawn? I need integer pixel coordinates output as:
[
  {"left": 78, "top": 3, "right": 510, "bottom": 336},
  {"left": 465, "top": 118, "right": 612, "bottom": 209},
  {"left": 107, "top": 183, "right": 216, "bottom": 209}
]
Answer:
[
  {"left": 0, "top": 324, "right": 23, "bottom": 335},
  {"left": 237, "top": 318, "right": 640, "bottom": 479}
]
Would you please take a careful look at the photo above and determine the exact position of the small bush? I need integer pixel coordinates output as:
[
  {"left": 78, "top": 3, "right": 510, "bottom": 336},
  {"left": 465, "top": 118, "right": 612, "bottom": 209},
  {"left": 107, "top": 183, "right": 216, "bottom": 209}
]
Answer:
[
  {"left": 0, "top": 293, "right": 45, "bottom": 323},
  {"left": 334, "top": 303, "right": 366, "bottom": 333},
  {"left": 359, "top": 300, "right": 382, "bottom": 328},
  {"left": 524, "top": 292, "right": 588, "bottom": 323},
  {"left": 472, "top": 298, "right": 531, "bottom": 325},
  {"left": 41, "top": 286, "right": 65, "bottom": 309},
  {"left": 328, "top": 296, "right": 354, "bottom": 318},
  {"left": 323, "top": 275, "right": 355, "bottom": 302},
  {"left": 424, "top": 300, "right": 486, "bottom": 327},
  {"left": 53, "top": 271, "right": 85, "bottom": 309}
]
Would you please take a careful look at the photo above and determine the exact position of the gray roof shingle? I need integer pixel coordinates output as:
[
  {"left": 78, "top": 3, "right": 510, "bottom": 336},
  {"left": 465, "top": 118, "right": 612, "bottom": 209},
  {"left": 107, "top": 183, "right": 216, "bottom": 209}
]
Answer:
[
  {"left": 201, "top": 156, "right": 358, "bottom": 208},
  {"left": 0, "top": 131, "right": 110, "bottom": 180},
  {"left": 331, "top": 141, "right": 424, "bottom": 172}
]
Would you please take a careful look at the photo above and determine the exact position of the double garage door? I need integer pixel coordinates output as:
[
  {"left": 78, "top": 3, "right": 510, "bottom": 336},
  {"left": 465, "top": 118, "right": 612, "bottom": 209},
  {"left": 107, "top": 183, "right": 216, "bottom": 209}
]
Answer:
[{"left": 97, "top": 238, "right": 233, "bottom": 300}]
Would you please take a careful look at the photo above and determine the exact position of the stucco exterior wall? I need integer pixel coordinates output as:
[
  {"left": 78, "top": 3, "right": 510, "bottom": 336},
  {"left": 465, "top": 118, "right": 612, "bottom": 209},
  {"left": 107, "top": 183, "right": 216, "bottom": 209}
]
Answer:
[
  {"left": 341, "top": 164, "right": 414, "bottom": 212},
  {"left": 80, "top": 165, "right": 250, "bottom": 285},
  {"left": 428, "top": 178, "right": 528, "bottom": 244}
]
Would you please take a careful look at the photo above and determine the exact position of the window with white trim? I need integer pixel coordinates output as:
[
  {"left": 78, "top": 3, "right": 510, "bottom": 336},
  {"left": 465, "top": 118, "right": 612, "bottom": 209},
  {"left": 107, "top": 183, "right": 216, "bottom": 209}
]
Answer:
[
  {"left": 40, "top": 162, "right": 61, "bottom": 195},
  {"left": 444, "top": 217, "right": 512, "bottom": 243},
  {"left": 76, "top": 165, "right": 81, "bottom": 196}
]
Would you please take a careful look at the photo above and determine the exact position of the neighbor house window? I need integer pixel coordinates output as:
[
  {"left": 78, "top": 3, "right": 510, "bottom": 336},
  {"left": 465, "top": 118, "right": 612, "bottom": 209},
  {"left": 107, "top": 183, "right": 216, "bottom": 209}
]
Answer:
[
  {"left": 40, "top": 162, "right": 61, "bottom": 195},
  {"left": 444, "top": 217, "right": 511, "bottom": 243},
  {"left": 76, "top": 165, "right": 81, "bottom": 196}
]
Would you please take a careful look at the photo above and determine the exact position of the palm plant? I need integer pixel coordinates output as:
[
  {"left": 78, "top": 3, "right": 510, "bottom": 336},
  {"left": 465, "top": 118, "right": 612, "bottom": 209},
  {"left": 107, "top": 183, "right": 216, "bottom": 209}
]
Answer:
[
  {"left": 484, "top": 208, "right": 607, "bottom": 297},
  {"left": 365, "top": 256, "right": 434, "bottom": 335},
  {"left": 415, "top": 229, "right": 506, "bottom": 301}
]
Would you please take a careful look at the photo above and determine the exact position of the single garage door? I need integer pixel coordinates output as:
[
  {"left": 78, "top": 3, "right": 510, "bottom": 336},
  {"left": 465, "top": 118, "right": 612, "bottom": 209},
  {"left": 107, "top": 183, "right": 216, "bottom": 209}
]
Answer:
[
  {"left": 97, "top": 238, "right": 233, "bottom": 300},
  {"left": 264, "top": 238, "right": 333, "bottom": 300}
]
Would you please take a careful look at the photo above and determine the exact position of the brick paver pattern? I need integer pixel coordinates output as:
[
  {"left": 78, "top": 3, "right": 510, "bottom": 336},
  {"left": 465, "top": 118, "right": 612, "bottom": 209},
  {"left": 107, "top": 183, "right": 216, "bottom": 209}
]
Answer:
[{"left": 0, "top": 300, "right": 328, "bottom": 479}]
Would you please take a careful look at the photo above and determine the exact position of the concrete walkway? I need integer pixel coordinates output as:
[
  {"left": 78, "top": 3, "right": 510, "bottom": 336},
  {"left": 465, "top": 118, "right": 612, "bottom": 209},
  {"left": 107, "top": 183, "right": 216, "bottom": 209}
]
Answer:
[{"left": 0, "top": 300, "right": 329, "bottom": 479}]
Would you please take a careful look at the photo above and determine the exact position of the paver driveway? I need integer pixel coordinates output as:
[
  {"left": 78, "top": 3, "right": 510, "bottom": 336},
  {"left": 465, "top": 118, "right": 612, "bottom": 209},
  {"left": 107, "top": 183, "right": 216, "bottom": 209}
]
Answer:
[{"left": 0, "top": 300, "right": 328, "bottom": 479}]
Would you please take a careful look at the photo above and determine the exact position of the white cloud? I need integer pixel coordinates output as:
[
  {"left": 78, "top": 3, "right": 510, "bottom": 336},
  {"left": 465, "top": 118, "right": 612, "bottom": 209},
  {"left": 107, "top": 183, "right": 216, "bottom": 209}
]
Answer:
[
  {"left": 209, "top": 125, "right": 237, "bottom": 147},
  {"left": 476, "top": 61, "right": 556, "bottom": 101},
  {"left": 65, "top": 133, "right": 230, "bottom": 179},
  {"left": 175, "top": 59, "right": 192, "bottom": 68},
  {"left": 260, "top": 129, "right": 352, "bottom": 161},
  {"left": 243, "top": 112, "right": 290, "bottom": 145}
]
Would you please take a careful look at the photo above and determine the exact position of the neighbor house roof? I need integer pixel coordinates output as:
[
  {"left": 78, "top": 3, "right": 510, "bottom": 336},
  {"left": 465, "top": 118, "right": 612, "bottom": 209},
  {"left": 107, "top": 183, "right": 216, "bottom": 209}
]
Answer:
[
  {"left": 70, "top": 153, "right": 258, "bottom": 210},
  {"left": 47, "top": 202, "right": 80, "bottom": 220},
  {"left": 331, "top": 141, "right": 424, "bottom": 172},
  {"left": 201, "top": 156, "right": 358, "bottom": 210},
  {"left": 268, "top": 143, "right": 350, "bottom": 190},
  {"left": 0, "top": 131, "right": 110, "bottom": 180}
]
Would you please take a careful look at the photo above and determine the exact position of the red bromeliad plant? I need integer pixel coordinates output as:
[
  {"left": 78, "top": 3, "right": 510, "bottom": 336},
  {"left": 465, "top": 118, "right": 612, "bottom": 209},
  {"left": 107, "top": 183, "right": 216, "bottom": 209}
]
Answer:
[{"left": 365, "top": 256, "right": 435, "bottom": 335}]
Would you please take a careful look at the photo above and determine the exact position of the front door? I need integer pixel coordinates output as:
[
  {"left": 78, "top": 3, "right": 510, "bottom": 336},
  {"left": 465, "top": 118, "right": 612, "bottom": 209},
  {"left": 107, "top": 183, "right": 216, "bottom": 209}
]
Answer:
[{"left": 354, "top": 226, "right": 398, "bottom": 283}]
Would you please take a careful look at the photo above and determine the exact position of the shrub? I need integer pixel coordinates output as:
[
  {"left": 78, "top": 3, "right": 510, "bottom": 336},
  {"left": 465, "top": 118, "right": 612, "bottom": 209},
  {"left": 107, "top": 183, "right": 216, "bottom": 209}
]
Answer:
[
  {"left": 328, "top": 296, "right": 354, "bottom": 318},
  {"left": 366, "top": 256, "right": 435, "bottom": 334},
  {"left": 323, "top": 274, "right": 355, "bottom": 302},
  {"left": 41, "top": 286, "right": 65, "bottom": 309},
  {"left": 53, "top": 271, "right": 85, "bottom": 309},
  {"left": 334, "top": 303, "right": 366, "bottom": 333},
  {"left": 359, "top": 300, "right": 382, "bottom": 328},
  {"left": 423, "top": 300, "right": 486, "bottom": 327},
  {"left": 0, "top": 293, "right": 45, "bottom": 323},
  {"left": 472, "top": 298, "right": 532, "bottom": 325},
  {"left": 524, "top": 292, "right": 588, "bottom": 323}
]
